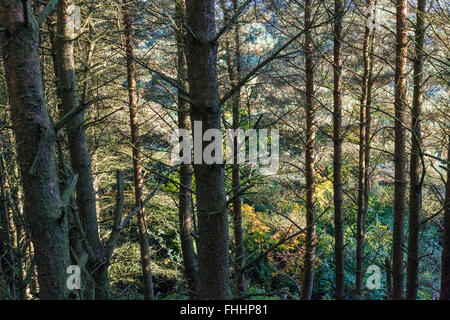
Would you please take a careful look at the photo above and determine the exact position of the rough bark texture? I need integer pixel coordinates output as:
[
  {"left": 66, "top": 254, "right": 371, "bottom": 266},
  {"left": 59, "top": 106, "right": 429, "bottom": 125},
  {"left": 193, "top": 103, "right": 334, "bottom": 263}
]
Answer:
[
  {"left": 301, "top": 0, "right": 317, "bottom": 300},
  {"left": 122, "top": 0, "right": 154, "bottom": 300},
  {"left": 175, "top": 0, "right": 199, "bottom": 300},
  {"left": 185, "top": 0, "right": 231, "bottom": 300},
  {"left": 333, "top": 0, "right": 345, "bottom": 301},
  {"left": 0, "top": 1, "right": 70, "bottom": 299},
  {"left": 441, "top": 139, "right": 450, "bottom": 299},
  {"left": 55, "top": 0, "right": 110, "bottom": 299},
  {"left": 406, "top": 0, "right": 425, "bottom": 300},
  {"left": 392, "top": 0, "right": 408, "bottom": 300}
]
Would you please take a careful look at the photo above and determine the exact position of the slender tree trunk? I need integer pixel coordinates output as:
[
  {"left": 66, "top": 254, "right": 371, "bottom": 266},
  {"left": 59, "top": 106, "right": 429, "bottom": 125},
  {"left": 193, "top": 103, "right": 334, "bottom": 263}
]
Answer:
[
  {"left": 0, "top": 1, "right": 70, "bottom": 299},
  {"left": 301, "top": 0, "right": 317, "bottom": 301},
  {"left": 355, "top": 1, "right": 376, "bottom": 298},
  {"left": 55, "top": 0, "right": 110, "bottom": 299},
  {"left": 392, "top": 0, "right": 408, "bottom": 300},
  {"left": 440, "top": 138, "right": 450, "bottom": 299},
  {"left": 185, "top": 0, "right": 231, "bottom": 299},
  {"left": 220, "top": 0, "right": 247, "bottom": 297},
  {"left": 333, "top": 0, "right": 345, "bottom": 301},
  {"left": 364, "top": 29, "right": 374, "bottom": 253},
  {"left": 406, "top": 0, "right": 426, "bottom": 300},
  {"left": 122, "top": 0, "right": 154, "bottom": 300},
  {"left": 356, "top": 4, "right": 369, "bottom": 298},
  {"left": 175, "top": 0, "right": 199, "bottom": 300},
  {"left": 84, "top": 27, "right": 102, "bottom": 225},
  {"left": 231, "top": 0, "right": 246, "bottom": 297}
]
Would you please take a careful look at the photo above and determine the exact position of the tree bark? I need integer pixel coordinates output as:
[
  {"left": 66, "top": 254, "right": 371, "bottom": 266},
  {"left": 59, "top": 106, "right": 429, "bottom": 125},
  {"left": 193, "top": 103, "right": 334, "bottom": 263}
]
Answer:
[
  {"left": 55, "top": 0, "right": 110, "bottom": 299},
  {"left": 122, "top": 0, "right": 154, "bottom": 300},
  {"left": 440, "top": 138, "right": 450, "bottom": 299},
  {"left": 175, "top": 0, "right": 199, "bottom": 300},
  {"left": 301, "top": 0, "right": 317, "bottom": 301},
  {"left": 185, "top": 0, "right": 231, "bottom": 299},
  {"left": 0, "top": 0, "right": 70, "bottom": 299},
  {"left": 392, "top": 0, "right": 408, "bottom": 300},
  {"left": 406, "top": 0, "right": 425, "bottom": 300},
  {"left": 333, "top": 0, "right": 345, "bottom": 301}
]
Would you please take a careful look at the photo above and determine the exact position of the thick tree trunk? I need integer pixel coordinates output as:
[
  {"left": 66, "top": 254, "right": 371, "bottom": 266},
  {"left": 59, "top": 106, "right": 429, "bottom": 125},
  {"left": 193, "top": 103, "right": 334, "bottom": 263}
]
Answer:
[
  {"left": 55, "top": 0, "right": 110, "bottom": 299},
  {"left": 122, "top": 0, "right": 154, "bottom": 300},
  {"left": 0, "top": 1, "right": 70, "bottom": 299},
  {"left": 333, "top": 0, "right": 345, "bottom": 301},
  {"left": 185, "top": 0, "right": 231, "bottom": 299},
  {"left": 301, "top": 0, "right": 317, "bottom": 301},
  {"left": 175, "top": 0, "right": 199, "bottom": 300},
  {"left": 392, "top": 0, "right": 408, "bottom": 300},
  {"left": 440, "top": 139, "right": 450, "bottom": 299},
  {"left": 406, "top": 0, "right": 425, "bottom": 300}
]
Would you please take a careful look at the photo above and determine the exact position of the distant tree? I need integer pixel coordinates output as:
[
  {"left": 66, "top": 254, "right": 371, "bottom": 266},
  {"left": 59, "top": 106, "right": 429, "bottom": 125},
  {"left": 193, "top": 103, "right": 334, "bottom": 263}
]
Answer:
[{"left": 122, "top": 0, "right": 154, "bottom": 300}]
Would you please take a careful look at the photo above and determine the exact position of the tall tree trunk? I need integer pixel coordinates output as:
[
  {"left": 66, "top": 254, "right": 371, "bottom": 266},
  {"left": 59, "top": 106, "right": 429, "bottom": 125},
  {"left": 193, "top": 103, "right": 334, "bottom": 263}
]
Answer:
[
  {"left": 122, "top": 0, "right": 154, "bottom": 300},
  {"left": 231, "top": 0, "right": 246, "bottom": 297},
  {"left": 175, "top": 0, "right": 199, "bottom": 300},
  {"left": 392, "top": 0, "right": 408, "bottom": 300},
  {"left": 220, "top": 0, "right": 247, "bottom": 297},
  {"left": 185, "top": 0, "right": 231, "bottom": 299},
  {"left": 441, "top": 138, "right": 450, "bottom": 299},
  {"left": 356, "top": 2, "right": 370, "bottom": 298},
  {"left": 406, "top": 0, "right": 426, "bottom": 300},
  {"left": 0, "top": 1, "right": 70, "bottom": 299},
  {"left": 55, "top": 0, "right": 110, "bottom": 299},
  {"left": 355, "top": 1, "right": 376, "bottom": 298},
  {"left": 333, "top": 0, "right": 345, "bottom": 301},
  {"left": 301, "top": 0, "right": 317, "bottom": 301}
]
